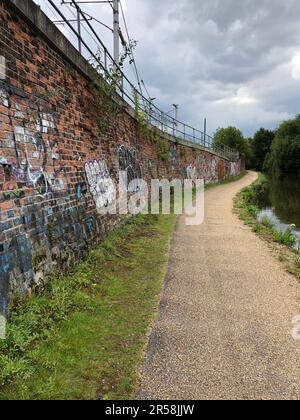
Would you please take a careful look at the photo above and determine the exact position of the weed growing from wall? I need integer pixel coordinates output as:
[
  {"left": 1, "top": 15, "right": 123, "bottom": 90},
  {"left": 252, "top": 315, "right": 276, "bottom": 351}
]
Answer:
[{"left": 90, "top": 42, "right": 137, "bottom": 134}]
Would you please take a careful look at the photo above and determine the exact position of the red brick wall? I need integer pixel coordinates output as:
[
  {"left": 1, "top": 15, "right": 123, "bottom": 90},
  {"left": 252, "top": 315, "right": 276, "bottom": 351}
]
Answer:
[{"left": 0, "top": 0, "right": 243, "bottom": 310}]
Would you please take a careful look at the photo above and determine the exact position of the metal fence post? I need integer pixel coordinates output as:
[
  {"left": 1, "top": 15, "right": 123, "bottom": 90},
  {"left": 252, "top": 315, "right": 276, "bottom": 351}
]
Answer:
[
  {"left": 76, "top": 4, "right": 82, "bottom": 54},
  {"left": 104, "top": 50, "right": 107, "bottom": 73},
  {"left": 121, "top": 75, "right": 124, "bottom": 99}
]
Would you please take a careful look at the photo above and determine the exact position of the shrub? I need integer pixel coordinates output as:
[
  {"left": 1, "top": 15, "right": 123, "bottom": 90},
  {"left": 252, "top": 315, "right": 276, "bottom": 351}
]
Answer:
[{"left": 273, "top": 227, "right": 297, "bottom": 247}]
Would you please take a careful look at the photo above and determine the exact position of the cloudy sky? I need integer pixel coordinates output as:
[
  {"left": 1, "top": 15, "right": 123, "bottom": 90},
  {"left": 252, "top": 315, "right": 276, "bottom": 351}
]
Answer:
[{"left": 36, "top": 0, "right": 300, "bottom": 137}]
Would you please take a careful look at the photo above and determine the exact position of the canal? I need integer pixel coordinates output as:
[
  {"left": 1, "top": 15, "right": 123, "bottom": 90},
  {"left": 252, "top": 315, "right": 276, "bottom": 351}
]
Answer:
[{"left": 257, "top": 175, "right": 300, "bottom": 249}]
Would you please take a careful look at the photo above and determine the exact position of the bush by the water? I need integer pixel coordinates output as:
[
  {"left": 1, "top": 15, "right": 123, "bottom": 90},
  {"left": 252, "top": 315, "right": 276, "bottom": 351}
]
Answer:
[
  {"left": 241, "top": 176, "right": 269, "bottom": 206},
  {"left": 274, "top": 227, "right": 297, "bottom": 247}
]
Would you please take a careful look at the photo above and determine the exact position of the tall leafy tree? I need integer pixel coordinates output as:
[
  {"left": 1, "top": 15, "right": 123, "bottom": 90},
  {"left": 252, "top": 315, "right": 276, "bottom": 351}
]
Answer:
[
  {"left": 250, "top": 128, "right": 275, "bottom": 171},
  {"left": 266, "top": 115, "right": 300, "bottom": 174},
  {"left": 213, "top": 126, "right": 251, "bottom": 160}
]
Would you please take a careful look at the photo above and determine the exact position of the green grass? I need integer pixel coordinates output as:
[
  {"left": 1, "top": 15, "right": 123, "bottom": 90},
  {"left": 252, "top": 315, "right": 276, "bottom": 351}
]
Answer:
[
  {"left": 234, "top": 173, "right": 267, "bottom": 226},
  {"left": 273, "top": 228, "right": 297, "bottom": 247},
  {"left": 0, "top": 214, "right": 176, "bottom": 400}
]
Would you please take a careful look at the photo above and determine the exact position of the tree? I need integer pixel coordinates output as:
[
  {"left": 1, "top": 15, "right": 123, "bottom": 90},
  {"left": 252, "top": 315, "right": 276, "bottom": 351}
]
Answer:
[
  {"left": 213, "top": 126, "right": 251, "bottom": 160},
  {"left": 266, "top": 115, "right": 300, "bottom": 174},
  {"left": 250, "top": 128, "right": 275, "bottom": 171}
]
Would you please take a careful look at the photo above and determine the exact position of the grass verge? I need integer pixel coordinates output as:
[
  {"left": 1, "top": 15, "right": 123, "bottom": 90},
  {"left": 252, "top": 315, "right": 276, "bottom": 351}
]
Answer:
[{"left": 234, "top": 173, "right": 300, "bottom": 281}]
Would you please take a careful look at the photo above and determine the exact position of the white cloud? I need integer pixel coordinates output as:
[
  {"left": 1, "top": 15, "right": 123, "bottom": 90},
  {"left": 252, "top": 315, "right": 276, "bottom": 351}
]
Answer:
[{"left": 214, "top": 88, "right": 258, "bottom": 105}]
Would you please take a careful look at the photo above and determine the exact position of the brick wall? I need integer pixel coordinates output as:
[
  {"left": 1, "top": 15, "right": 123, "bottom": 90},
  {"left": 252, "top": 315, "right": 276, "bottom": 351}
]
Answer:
[{"left": 0, "top": 0, "right": 244, "bottom": 312}]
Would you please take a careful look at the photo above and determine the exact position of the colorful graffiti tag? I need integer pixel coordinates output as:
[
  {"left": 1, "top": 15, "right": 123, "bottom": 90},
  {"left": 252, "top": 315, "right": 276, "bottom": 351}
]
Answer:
[{"left": 0, "top": 85, "right": 67, "bottom": 200}]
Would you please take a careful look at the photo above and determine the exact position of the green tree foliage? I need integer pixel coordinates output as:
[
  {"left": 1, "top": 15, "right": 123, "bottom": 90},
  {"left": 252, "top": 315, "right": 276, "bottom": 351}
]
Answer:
[
  {"left": 249, "top": 128, "right": 275, "bottom": 171},
  {"left": 266, "top": 115, "right": 300, "bottom": 174},
  {"left": 213, "top": 126, "right": 251, "bottom": 160}
]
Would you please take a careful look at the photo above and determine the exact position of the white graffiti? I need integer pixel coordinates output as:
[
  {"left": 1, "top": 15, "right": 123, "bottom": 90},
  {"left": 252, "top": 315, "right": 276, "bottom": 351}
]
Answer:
[
  {"left": 211, "top": 158, "right": 217, "bottom": 180},
  {"left": 85, "top": 160, "right": 116, "bottom": 212},
  {"left": 230, "top": 161, "right": 240, "bottom": 176},
  {"left": 36, "top": 113, "right": 55, "bottom": 134},
  {"left": 186, "top": 165, "right": 197, "bottom": 181},
  {"left": 46, "top": 173, "right": 65, "bottom": 193},
  {"left": 11, "top": 111, "right": 66, "bottom": 196},
  {"left": 0, "top": 55, "right": 6, "bottom": 80},
  {"left": 0, "top": 88, "right": 9, "bottom": 107}
]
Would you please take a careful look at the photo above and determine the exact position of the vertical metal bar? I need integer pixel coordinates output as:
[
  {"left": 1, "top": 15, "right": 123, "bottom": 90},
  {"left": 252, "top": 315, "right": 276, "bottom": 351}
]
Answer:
[
  {"left": 174, "top": 104, "right": 178, "bottom": 123},
  {"left": 76, "top": 5, "right": 82, "bottom": 54},
  {"left": 121, "top": 75, "right": 124, "bottom": 99},
  {"left": 113, "top": 0, "right": 120, "bottom": 69},
  {"left": 104, "top": 49, "right": 107, "bottom": 73}
]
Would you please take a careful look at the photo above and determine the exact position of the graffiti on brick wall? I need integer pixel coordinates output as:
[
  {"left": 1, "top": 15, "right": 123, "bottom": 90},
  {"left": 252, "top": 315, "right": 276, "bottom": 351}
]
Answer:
[
  {"left": 180, "top": 154, "right": 240, "bottom": 183},
  {"left": 0, "top": 56, "right": 6, "bottom": 80},
  {"left": 192, "top": 155, "right": 218, "bottom": 182},
  {"left": 169, "top": 144, "right": 177, "bottom": 167},
  {"left": 182, "top": 164, "right": 197, "bottom": 181},
  {"left": 147, "top": 159, "right": 154, "bottom": 178},
  {"left": 230, "top": 161, "right": 241, "bottom": 176},
  {"left": 195, "top": 155, "right": 209, "bottom": 181},
  {"left": 147, "top": 159, "right": 160, "bottom": 179},
  {"left": 118, "top": 145, "right": 142, "bottom": 193},
  {"left": 12, "top": 116, "right": 66, "bottom": 196},
  {"left": 85, "top": 160, "right": 115, "bottom": 212},
  {"left": 218, "top": 160, "right": 225, "bottom": 179},
  {"left": 0, "top": 199, "right": 100, "bottom": 311},
  {"left": 0, "top": 86, "right": 67, "bottom": 200},
  {"left": 0, "top": 88, "right": 8, "bottom": 107},
  {"left": 75, "top": 170, "right": 88, "bottom": 207}
]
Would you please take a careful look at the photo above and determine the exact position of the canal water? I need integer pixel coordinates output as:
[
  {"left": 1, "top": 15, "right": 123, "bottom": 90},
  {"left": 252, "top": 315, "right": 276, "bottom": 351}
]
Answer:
[{"left": 257, "top": 175, "right": 300, "bottom": 249}]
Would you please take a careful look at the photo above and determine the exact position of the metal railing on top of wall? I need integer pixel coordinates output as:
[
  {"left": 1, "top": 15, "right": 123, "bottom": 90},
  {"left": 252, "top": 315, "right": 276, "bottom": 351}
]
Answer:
[{"left": 46, "top": 0, "right": 239, "bottom": 162}]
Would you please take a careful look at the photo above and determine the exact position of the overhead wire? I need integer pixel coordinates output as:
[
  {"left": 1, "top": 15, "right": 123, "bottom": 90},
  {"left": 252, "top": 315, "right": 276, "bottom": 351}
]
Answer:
[
  {"left": 40, "top": 0, "right": 80, "bottom": 46},
  {"left": 119, "top": 0, "right": 150, "bottom": 109}
]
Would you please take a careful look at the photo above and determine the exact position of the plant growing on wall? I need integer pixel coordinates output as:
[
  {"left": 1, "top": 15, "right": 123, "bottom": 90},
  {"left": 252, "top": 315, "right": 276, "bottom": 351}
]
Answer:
[
  {"left": 179, "top": 147, "right": 187, "bottom": 159},
  {"left": 133, "top": 88, "right": 152, "bottom": 137},
  {"left": 90, "top": 41, "right": 137, "bottom": 134}
]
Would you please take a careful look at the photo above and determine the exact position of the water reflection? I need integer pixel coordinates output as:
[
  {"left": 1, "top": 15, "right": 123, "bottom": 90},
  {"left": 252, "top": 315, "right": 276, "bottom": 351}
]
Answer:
[{"left": 257, "top": 175, "right": 300, "bottom": 249}]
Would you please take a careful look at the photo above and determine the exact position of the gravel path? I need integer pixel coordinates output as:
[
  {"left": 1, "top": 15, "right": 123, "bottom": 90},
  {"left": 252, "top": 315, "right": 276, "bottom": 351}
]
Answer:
[{"left": 139, "top": 171, "right": 300, "bottom": 400}]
